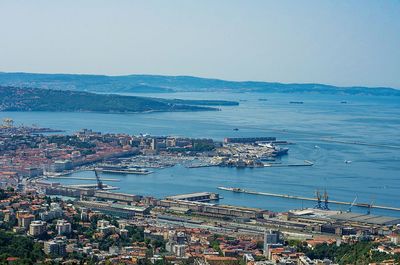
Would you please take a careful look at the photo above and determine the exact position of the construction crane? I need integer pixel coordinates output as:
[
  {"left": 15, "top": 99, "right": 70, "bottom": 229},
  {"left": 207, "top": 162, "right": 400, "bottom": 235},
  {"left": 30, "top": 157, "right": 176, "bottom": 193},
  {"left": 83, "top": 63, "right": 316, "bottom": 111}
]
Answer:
[
  {"left": 94, "top": 169, "right": 104, "bottom": 190},
  {"left": 348, "top": 196, "right": 358, "bottom": 212}
]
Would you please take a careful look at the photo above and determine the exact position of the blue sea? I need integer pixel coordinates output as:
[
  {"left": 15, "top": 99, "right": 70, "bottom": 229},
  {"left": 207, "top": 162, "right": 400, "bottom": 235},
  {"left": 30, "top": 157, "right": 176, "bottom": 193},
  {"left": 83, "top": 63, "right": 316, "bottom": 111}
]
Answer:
[{"left": 2, "top": 92, "right": 400, "bottom": 216}]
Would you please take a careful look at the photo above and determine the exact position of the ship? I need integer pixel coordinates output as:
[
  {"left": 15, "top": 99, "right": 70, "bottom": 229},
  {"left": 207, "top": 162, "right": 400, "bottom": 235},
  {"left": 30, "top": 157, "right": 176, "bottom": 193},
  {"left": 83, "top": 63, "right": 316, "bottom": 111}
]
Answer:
[
  {"left": 217, "top": 186, "right": 244, "bottom": 192},
  {"left": 258, "top": 143, "right": 289, "bottom": 157},
  {"left": 271, "top": 147, "right": 289, "bottom": 157}
]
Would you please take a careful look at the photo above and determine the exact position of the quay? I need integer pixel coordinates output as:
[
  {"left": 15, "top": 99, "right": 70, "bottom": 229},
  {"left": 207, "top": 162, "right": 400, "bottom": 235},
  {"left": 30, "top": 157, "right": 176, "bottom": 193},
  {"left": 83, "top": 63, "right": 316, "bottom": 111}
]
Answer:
[
  {"left": 68, "top": 184, "right": 119, "bottom": 190},
  {"left": 46, "top": 176, "right": 120, "bottom": 182},
  {"left": 95, "top": 168, "right": 153, "bottom": 175},
  {"left": 265, "top": 160, "right": 313, "bottom": 167},
  {"left": 217, "top": 187, "right": 400, "bottom": 212}
]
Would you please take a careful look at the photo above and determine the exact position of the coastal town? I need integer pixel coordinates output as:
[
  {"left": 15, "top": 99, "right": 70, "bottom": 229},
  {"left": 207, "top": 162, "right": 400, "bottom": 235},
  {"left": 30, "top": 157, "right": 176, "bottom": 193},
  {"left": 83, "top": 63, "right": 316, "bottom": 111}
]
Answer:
[
  {"left": 0, "top": 118, "right": 297, "bottom": 180},
  {"left": 1, "top": 121, "right": 400, "bottom": 264}
]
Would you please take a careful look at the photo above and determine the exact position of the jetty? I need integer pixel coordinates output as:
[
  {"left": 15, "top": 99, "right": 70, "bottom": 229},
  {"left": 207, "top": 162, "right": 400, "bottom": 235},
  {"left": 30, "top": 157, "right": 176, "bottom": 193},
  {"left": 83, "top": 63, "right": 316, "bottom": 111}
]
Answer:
[
  {"left": 46, "top": 176, "right": 120, "bottom": 182},
  {"left": 217, "top": 187, "right": 400, "bottom": 212}
]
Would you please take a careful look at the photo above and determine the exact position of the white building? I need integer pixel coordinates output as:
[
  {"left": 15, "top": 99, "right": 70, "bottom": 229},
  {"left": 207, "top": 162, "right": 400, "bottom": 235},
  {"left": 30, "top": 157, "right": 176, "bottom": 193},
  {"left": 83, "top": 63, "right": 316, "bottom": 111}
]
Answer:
[
  {"left": 29, "top": 220, "right": 47, "bottom": 236},
  {"left": 56, "top": 219, "right": 71, "bottom": 235}
]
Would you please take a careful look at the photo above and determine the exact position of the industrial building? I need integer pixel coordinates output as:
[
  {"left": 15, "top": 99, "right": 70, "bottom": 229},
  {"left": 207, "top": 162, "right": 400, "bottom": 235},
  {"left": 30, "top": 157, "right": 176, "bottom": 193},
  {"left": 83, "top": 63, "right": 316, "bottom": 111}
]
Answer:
[
  {"left": 94, "top": 190, "right": 142, "bottom": 202},
  {"left": 166, "top": 192, "right": 219, "bottom": 202},
  {"left": 76, "top": 200, "right": 150, "bottom": 218},
  {"left": 157, "top": 199, "right": 266, "bottom": 220},
  {"left": 328, "top": 212, "right": 400, "bottom": 226}
]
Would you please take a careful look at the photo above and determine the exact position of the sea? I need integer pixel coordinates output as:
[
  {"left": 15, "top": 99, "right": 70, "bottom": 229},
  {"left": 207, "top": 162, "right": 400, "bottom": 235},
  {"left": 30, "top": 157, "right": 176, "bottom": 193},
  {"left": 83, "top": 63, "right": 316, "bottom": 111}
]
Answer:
[{"left": 2, "top": 92, "right": 400, "bottom": 217}]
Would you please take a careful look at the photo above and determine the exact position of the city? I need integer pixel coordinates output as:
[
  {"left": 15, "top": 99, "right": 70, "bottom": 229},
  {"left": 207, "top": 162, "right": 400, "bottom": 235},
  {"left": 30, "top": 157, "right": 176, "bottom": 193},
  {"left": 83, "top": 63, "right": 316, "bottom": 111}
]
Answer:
[
  {"left": 1, "top": 1, "right": 399, "bottom": 264},
  {"left": 1, "top": 121, "right": 400, "bottom": 264}
]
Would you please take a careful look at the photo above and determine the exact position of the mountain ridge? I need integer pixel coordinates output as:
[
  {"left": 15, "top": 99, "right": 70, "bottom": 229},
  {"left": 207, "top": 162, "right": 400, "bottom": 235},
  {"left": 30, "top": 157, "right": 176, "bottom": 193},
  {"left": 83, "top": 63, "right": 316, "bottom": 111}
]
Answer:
[{"left": 0, "top": 72, "right": 398, "bottom": 96}]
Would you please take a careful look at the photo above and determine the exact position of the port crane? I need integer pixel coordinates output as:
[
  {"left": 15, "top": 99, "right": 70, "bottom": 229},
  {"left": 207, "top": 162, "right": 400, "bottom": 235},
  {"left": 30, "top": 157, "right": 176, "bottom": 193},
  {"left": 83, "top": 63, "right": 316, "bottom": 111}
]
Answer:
[
  {"left": 314, "top": 190, "right": 329, "bottom": 210},
  {"left": 347, "top": 196, "right": 358, "bottom": 212},
  {"left": 322, "top": 190, "right": 329, "bottom": 210},
  {"left": 314, "top": 190, "right": 322, "bottom": 209},
  {"left": 94, "top": 169, "right": 104, "bottom": 190},
  {"left": 367, "top": 198, "right": 375, "bottom": 215}
]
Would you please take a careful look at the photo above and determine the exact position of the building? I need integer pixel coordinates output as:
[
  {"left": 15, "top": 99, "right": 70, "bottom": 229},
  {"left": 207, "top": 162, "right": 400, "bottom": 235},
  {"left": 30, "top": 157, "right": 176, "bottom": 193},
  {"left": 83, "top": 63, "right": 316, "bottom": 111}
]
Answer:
[
  {"left": 49, "top": 160, "right": 73, "bottom": 172},
  {"left": 77, "top": 200, "right": 150, "bottom": 218},
  {"left": 173, "top": 244, "right": 186, "bottom": 257},
  {"left": 97, "top": 219, "right": 116, "bottom": 235},
  {"left": 264, "top": 230, "right": 282, "bottom": 257},
  {"left": 119, "top": 228, "right": 129, "bottom": 238},
  {"left": 43, "top": 238, "right": 67, "bottom": 257},
  {"left": 18, "top": 214, "right": 35, "bottom": 229},
  {"left": 39, "top": 203, "right": 63, "bottom": 221},
  {"left": 56, "top": 220, "right": 71, "bottom": 235},
  {"left": 94, "top": 190, "right": 142, "bottom": 203},
  {"left": 29, "top": 220, "right": 47, "bottom": 237},
  {"left": 166, "top": 192, "right": 219, "bottom": 202},
  {"left": 328, "top": 212, "right": 400, "bottom": 226}
]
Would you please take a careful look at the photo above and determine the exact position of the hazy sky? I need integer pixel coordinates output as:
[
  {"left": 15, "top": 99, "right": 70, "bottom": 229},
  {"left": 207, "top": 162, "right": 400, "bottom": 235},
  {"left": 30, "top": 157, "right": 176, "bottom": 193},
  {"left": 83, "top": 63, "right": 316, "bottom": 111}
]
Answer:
[{"left": 0, "top": 0, "right": 399, "bottom": 88}]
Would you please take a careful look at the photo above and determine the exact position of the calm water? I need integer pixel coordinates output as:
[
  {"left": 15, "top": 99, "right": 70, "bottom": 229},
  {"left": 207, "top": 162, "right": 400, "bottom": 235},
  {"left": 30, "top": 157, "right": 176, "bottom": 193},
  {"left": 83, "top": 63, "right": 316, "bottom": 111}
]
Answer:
[{"left": 2, "top": 92, "right": 400, "bottom": 216}]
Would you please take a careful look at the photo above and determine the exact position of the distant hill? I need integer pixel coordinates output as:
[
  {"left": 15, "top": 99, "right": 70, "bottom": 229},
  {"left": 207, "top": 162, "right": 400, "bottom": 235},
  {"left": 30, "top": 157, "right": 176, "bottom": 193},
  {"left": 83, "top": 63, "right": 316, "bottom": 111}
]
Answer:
[
  {"left": 0, "top": 72, "right": 399, "bottom": 96},
  {"left": 0, "top": 86, "right": 238, "bottom": 113}
]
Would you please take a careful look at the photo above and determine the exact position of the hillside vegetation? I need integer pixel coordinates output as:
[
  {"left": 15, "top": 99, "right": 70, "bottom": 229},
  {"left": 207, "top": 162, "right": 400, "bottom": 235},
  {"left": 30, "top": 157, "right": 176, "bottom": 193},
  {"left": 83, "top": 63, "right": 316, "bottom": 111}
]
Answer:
[{"left": 0, "top": 86, "right": 237, "bottom": 113}]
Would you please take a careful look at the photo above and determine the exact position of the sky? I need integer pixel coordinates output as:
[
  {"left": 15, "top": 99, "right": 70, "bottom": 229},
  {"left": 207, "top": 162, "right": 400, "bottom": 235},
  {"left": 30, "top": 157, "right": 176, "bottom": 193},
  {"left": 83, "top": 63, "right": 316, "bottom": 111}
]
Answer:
[{"left": 0, "top": 0, "right": 399, "bottom": 88}]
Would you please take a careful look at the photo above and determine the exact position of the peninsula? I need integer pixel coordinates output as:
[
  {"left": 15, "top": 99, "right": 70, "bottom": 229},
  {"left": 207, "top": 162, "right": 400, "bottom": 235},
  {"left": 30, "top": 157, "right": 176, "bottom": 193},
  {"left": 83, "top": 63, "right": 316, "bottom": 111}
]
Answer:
[{"left": 0, "top": 86, "right": 238, "bottom": 113}]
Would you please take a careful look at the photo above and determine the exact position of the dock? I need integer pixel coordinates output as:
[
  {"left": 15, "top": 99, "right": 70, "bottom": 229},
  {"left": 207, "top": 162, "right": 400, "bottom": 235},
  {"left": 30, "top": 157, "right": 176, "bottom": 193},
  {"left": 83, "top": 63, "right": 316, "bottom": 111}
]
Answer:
[
  {"left": 96, "top": 169, "right": 153, "bottom": 175},
  {"left": 217, "top": 187, "right": 400, "bottom": 212},
  {"left": 68, "top": 184, "right": 119, "bottom": 190},
  {"left": 265, "top": 160, "right": 313, "bottom": 167},
  {"left": 46, "top": 176, "right": 120, "bottom": 182}
]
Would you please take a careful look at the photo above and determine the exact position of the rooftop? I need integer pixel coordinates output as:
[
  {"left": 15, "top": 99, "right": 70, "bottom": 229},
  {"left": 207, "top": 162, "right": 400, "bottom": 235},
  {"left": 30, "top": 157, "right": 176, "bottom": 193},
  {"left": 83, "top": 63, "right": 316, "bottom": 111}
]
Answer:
[{"left": 328, "top": 212, "right": 400, "bottom": 226}]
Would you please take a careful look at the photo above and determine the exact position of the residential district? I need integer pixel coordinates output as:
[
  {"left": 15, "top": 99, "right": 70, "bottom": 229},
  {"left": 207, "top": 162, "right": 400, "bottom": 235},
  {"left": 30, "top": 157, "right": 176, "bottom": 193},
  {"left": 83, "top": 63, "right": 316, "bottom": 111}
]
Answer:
[{"left": 1, "top": 120, "right": 400, "bottom": 265}]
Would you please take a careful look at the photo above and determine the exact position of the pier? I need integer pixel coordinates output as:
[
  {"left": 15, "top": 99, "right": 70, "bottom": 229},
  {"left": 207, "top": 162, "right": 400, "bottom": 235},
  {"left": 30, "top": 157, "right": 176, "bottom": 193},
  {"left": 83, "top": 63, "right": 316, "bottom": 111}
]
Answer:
[
  {"left": 265, "top": 160, "right": 313, "bottom": 167},
  {"left": 217, "top": 187, "right": 400, "bottom": 212},
  {"left": 68, "top": 184, "right": 119, "bottom": 190},
  {"left": 46, "top": 176, "right": 120, "bottom": 182}
]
